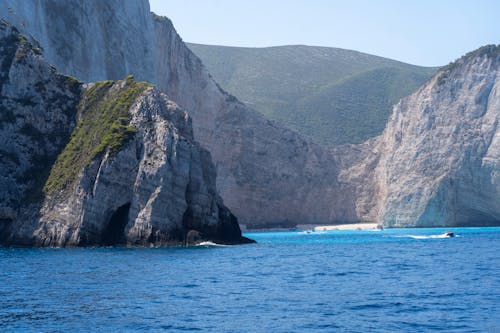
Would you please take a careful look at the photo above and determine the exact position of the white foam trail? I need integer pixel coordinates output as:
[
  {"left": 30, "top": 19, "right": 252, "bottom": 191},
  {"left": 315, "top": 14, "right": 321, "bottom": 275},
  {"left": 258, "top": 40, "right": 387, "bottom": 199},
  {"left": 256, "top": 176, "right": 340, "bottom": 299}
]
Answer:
[
  {"left": 395, "top": 234, "right": 460, "bottom": 239},
  {"left": 196, "top": 241, "right": 227, "bottom": 247},
  {"left": 409, "top": 235, "right": 448, "bottom": 239}
]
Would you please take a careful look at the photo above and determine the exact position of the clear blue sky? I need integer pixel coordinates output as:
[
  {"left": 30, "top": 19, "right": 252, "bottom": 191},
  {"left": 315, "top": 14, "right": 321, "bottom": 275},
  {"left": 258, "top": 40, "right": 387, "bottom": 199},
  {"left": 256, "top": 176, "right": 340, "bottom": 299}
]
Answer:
[{"left": 149, "top": 0, "right": 499, "bottom": 67}]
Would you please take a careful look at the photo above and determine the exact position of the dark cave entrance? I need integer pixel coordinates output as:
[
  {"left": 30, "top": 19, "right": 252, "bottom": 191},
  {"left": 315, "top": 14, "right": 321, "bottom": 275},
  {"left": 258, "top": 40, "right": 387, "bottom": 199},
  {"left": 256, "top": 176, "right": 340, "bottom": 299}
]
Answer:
[
  {"left": 0, "top": 218, "right": 13, "bottom": 242},
  {"left": 102, "top": 203, "right": 131, "bottom": 246}
]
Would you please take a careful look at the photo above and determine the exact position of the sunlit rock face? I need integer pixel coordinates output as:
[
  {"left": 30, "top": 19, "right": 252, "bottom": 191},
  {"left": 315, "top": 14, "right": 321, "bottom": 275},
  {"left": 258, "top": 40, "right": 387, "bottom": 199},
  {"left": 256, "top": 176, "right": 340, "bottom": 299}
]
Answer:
[
  {"left": 0, "top": 0, "right": 156, "bottom": 83},
  {"left": 374, "top": 46, "right": 500, "bottom": 227}
]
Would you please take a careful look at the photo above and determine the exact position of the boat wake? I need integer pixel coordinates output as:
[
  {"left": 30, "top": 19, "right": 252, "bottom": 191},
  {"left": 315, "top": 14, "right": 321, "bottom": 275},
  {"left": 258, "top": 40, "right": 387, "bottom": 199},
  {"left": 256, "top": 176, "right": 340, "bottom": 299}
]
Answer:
[{"left": 395, "top": 233, "right": 459, "bottom": 240}]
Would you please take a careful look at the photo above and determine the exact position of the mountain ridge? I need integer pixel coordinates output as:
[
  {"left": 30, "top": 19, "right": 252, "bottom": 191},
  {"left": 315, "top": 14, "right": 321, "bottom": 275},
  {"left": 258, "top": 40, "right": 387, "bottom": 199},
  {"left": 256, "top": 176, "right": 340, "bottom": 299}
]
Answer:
[
  {"left": 187, "top": 42, "right": 435, "bottom": 68},
  {"left": 187, "top": 42, "right": 438, "bottom": 145}
]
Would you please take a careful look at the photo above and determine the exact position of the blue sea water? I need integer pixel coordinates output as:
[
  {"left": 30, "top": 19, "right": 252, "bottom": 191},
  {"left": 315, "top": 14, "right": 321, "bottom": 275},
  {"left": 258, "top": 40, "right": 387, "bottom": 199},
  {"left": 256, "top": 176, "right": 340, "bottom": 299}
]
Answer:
[{"left": 0, "top": 227, "right": 499, "bottom": 332}]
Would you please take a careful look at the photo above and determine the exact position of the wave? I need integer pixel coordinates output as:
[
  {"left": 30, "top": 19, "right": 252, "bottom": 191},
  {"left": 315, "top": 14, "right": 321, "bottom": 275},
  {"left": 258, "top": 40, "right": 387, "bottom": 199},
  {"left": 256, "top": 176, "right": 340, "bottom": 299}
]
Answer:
[{"left": 195, "top": 241, "right": 228, "bottom": 247}]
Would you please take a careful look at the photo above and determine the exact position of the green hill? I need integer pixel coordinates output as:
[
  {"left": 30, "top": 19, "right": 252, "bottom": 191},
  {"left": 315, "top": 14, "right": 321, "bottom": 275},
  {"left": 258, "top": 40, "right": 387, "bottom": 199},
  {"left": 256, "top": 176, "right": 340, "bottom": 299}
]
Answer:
[{"left": 187, "top": 43, "right": 438, "bottom": 145}]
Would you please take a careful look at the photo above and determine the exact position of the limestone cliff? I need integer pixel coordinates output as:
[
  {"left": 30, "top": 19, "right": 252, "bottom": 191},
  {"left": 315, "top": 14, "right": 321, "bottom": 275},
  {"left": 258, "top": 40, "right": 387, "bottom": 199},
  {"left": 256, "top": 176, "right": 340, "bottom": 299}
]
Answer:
[
  {"left": 374, "top": 46, "right": 500, "bottom": 227},
  {"left": 0, "top": 0, "right": 352, "bottom": 227},
  {"left": 0, "top": 20, "right": 250, "bottom": 246},
  {"left": 0, "top": 0, "right": 156, "bottom": 83}
]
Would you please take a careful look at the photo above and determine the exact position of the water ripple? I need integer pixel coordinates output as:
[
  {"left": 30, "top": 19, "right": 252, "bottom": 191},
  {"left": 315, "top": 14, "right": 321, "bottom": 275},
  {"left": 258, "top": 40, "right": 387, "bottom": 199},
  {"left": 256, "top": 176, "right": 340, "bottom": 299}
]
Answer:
[{"left": 0, "top": 227, "right": 499, "bottom": 332}]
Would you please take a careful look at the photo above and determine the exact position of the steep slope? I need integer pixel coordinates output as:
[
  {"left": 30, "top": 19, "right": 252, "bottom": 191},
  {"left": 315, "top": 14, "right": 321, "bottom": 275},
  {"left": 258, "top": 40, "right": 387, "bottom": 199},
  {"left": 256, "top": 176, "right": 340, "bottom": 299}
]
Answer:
[
  {"left": 0, "top": 0, "right": 156, "bottom": 83},
  {"left": 187, "top": 43, "right": 437, "bottom": 145},
  {"left": 37, "top": 77, "right": 249, "bottom": 246},
  {"left": 0, "top": 19, "right": 81, "bottom": 241},
  {"left": 0, "top": 0, "right": 360, "bottom": 227},
  {"left": 150, "top": 15, "right": 358, "bottom": 227},
  {"left": 0, "top": 20, "right": 249, "bottom": 246},
  {"left": 374, "top": 45, "right": 500, "bottom": 227}
]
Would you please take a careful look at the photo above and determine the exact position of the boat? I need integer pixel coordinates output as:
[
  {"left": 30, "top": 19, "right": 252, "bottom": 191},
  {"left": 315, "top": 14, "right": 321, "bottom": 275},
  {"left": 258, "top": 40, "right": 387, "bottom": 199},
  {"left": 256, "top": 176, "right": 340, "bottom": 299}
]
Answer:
[{"left": 443, "top": 231, "right": 455, "bottom": 237}]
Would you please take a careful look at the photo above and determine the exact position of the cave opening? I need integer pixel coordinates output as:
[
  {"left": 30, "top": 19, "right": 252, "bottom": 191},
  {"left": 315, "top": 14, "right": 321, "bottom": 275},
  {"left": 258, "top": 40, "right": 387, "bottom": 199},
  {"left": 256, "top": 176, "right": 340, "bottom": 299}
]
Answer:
[
  {"left": 0, "top": 218, "right": 13, "bottom": 242},
  {"left": 102, "top": 203, "right": 131, "bottom": 246}
]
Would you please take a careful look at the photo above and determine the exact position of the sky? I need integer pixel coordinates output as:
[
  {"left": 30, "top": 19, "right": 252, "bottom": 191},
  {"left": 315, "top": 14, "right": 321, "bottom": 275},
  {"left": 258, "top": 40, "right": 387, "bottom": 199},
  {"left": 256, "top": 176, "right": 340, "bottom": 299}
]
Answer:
[{"left": 149, "top": 0, "right": 499, "bottom": 67}]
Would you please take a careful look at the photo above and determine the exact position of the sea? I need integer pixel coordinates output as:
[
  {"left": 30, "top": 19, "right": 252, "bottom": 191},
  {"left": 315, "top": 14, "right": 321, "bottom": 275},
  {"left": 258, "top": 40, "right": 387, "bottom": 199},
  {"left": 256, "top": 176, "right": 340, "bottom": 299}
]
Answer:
[{"left": 0, "top": 227, "right": 499, "bottom": 332}]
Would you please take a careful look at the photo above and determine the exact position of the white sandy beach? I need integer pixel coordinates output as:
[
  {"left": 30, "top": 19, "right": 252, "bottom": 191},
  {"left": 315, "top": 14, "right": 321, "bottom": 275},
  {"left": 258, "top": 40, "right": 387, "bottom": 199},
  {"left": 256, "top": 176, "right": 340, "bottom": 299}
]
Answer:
[
  {"left": 312, "top": 223, "right": 381, "bottom": 231},
  {"left": 243, "top": 222, "right": 383, "bottom": 232}
]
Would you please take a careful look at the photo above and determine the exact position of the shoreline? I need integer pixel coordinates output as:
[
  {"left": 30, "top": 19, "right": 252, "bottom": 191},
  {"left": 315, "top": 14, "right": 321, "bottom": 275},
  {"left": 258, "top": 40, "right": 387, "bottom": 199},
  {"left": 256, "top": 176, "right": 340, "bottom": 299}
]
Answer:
[
  {"left": 243, "top": 224, "right": 500, "bottom": 233},
  {"left": 313, "top": 223, "right": 381, "bottom": 231},
  {"left": 243, "top": 222, "right": 383, "bottom": 232}
]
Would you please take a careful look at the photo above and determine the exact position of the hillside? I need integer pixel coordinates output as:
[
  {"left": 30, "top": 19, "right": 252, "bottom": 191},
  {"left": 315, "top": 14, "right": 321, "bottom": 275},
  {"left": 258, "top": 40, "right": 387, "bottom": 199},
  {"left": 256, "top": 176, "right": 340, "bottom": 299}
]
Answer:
[{"left": 187, "top": 43, "right": 437, "bottom": 145}]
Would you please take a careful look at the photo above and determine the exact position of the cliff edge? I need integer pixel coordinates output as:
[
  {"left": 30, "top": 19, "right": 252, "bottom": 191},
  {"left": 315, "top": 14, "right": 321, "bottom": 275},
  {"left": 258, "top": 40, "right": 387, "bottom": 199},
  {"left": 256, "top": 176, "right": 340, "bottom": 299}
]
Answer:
[{"left": 375, "top": 45, "right": 500, "bottom": 226}]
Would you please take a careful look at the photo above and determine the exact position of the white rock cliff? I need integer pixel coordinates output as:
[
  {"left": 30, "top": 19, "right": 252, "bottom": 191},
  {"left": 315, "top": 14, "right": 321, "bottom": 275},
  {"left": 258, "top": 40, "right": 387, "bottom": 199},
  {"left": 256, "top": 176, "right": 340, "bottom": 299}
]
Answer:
[{"left": 374, "top": 46, "right": 500, "bottom": 226}]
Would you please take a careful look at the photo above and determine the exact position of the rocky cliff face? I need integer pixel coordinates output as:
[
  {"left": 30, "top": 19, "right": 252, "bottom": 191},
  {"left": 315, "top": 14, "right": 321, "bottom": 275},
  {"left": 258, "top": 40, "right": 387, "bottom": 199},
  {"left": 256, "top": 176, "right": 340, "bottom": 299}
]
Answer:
[
  {"left": 374, "top": 46, "right": 500, "bottom": 227},
  {"left": 151, "top": 16, "right": 368, "bottom": 227},
  {"left": 0, "top": 0, "right": 155, "bottom": 83},
  {"left": 36, "top": 78, "right": 248, "bottom": 246},
  {"left": 0, "top": 20, "right": 249, "bottom": 246},
  {"left": 0, "top": 0, "right": 355, "bottom": 227},
  {"left": 0, "top": 19, "right": 80, "bottom": 242}
]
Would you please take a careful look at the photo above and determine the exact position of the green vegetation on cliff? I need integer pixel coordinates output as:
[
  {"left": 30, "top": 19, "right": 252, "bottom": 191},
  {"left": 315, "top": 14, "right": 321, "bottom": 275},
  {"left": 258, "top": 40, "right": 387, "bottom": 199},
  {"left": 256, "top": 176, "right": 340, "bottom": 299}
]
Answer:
[
  {"left": 437, "top": 44, "right": 500, "bottom": 85},
  {"left": 187, "top": 43, "right": 438, "bottom": 145},
  {"left": 43, "top": 76, "right": 151, "bottom": 197}
]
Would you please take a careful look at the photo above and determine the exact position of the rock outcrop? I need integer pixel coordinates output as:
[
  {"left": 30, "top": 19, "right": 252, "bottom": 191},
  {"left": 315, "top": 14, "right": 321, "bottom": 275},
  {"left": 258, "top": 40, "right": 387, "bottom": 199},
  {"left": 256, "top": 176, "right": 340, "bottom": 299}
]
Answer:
[
  {"left": 374, "top": 46, "right": 500, "bottom": 226},
  {"left": 0, "top": 20, "right": 250, "bottom": 246},
  {"left": 37, "top": 77, "right": 250, "bottom": 246}
]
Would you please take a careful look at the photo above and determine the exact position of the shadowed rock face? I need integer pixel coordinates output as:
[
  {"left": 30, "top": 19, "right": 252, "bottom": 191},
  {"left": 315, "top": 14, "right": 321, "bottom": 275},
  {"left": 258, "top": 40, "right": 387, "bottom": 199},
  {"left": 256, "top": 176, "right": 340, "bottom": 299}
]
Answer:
[
  {"left": 0, "top": 19, "right": 81, "bottom": 244},
  {"left": 374, "top": 46, "right": 500, "bottom": 227},
  {"left": 0, "top": 20, "right": 251, "bottom": 246}
]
